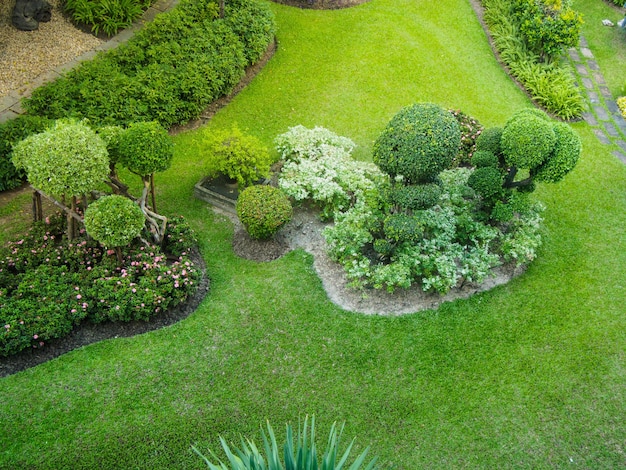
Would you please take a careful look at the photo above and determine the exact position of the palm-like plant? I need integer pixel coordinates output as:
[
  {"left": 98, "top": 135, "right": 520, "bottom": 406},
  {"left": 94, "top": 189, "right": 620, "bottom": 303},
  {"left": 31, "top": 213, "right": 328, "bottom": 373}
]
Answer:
[{"left": 192, "top": 416, "right": 379, "bottom": 470}]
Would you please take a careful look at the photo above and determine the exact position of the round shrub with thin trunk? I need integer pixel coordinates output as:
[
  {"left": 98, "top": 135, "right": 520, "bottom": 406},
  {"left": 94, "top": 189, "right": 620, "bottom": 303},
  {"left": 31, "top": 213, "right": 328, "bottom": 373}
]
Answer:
[
  {"left": 118, "top": 121, "right": 173, "bottom": 176},
  {"left": 373, "top": 103, "right": 461, "bottom": 184},
  {"left": 501, "top": 115, "right": 555, "bottom": 169},
  {"left": 534, "top": 122, "right": 581, "bottom": 183},
  {"left": 11, "top": 119, "right": 109, "bottom": 198},
  {"left": 236, "top": 185, "right": 292, "bottom": 240},
  {"left": 84, "top": 195, "right": 145, "bottom": 248},
  {"left": 97, "top": 125, "right": 124, "bottom": 166}
]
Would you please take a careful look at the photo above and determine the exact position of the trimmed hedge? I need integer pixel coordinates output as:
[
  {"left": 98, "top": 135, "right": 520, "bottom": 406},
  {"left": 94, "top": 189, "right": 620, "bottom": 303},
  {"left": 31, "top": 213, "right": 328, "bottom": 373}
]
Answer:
[
  {"left": 23, "top": 0, "right": 275, "bottom": 128},
  {"left": 236, "top": 185, "right": 293, "bottom": 240}
]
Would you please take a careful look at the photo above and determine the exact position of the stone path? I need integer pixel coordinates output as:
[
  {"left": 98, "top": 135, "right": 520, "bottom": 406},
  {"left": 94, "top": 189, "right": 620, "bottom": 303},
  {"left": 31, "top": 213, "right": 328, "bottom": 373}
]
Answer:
[
  {"left": 568, "top": 35, "right": 626, "bottom": 164},
  {"left": 2, "top": 8, "right": 626, "bottom": 169}
]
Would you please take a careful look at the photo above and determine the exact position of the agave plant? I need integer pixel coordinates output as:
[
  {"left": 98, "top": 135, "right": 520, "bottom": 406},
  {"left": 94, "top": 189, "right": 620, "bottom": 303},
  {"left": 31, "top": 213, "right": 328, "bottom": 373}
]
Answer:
[{"left": 192, "top": 416, "right": 379, "bottom": 470}]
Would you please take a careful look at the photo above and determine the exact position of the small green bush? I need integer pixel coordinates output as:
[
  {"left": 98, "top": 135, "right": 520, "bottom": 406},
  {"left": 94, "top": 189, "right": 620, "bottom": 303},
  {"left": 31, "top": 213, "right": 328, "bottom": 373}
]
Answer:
[
  {"left": 63, "top": 0, "right": 152, "bottom": 36},
  {"left": 373, "top": 103, "right": 461, "bottom": 184},
  {"left": 475, "top": 127, "right": 503, "bottom": 156},
  {"left": 200, "top": 125, "right": 272, "bottom": 188},
  {"left": 236, "top": 185, "right": 292, "bottom": 240},
  {"left": 534, "top": 121, "right": 582, "bottom": 183},
  {"left": 501, "top": 114, "right": 556, "bottom": 168},
  {"left": 117, "top": 121, "right": 173, "bottom": 176},
  {"left": 0, "top": 115, "right": 52, "bottom": 191},
  {"left": 471, "top": 150, "right": 500, "bottom": 169},
  {"left": 383, "top": 213, "right": 425, "bottom": 243},
  {"left": 84, "top": 196, "right": 145, "bottom": 248},
  {"left": 467, "top": 166, "right": 504, "bottom": 202},
  {"left": 389, "top": 183, "right": 442, "bottom": 211}
]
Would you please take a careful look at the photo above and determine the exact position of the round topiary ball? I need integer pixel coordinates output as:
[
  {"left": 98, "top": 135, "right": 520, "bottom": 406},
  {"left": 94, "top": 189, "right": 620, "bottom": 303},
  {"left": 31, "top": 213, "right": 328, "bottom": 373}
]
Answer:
[
  {"left": 501, "top": 115, "right": 556, "bottom": 169},
  {"left": 236, "top": 185, "right": 293, "bottom": 240},
  {"left": 118, "top": 121, "right": 173, "bottom": 176},
  {"left": 534, "top": 122, "right": 581, "bottom": 183},
  {"left": 84, "top": 195, "right": 145, "bottom": 248},
  {"left": 373, "top": 103, "right": 461, "bottom": 184},
  {"left": 475, "top": 127, "right": 503, "bottom": 156},
  {"left": 471, "top": 150, "right": 499, "bottom": 169},
  {"left": 390, "top": 183, "right": 442, "bottom": 211},
  {"left": 468, "top": 167, "right": 503, "bottom": 202}
]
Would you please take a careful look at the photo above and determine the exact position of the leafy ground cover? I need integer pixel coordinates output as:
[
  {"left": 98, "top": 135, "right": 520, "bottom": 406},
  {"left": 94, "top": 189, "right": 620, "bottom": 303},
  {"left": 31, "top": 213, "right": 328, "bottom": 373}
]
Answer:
[{"left": 1, "top": 0, "right": 626, "bottom": 468}]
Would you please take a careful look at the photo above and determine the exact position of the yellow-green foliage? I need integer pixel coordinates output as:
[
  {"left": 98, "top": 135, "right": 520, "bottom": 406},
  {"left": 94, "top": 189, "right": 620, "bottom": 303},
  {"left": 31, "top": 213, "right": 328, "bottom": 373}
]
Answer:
[{"left": 236, "top": 185, "right": 292, "bottom": 240}]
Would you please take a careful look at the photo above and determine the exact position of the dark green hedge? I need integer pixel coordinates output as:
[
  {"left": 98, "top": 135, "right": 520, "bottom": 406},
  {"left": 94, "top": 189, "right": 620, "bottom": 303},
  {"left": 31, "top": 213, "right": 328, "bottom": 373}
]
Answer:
[{"left": 23, "top": 0, "right": 275, "bottom": 128}]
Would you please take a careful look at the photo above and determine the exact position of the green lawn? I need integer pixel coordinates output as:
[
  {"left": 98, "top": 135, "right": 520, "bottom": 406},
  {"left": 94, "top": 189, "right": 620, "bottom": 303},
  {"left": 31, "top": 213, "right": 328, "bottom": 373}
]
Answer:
[{"left": 2, "top": 0, "right": 626, "bottom": 468}]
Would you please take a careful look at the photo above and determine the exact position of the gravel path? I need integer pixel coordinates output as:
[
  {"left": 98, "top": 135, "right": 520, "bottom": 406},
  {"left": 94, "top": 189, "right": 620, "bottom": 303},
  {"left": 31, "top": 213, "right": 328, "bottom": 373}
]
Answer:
[{"left": 0, "top": 0, "right": 103, "bottom": 98}]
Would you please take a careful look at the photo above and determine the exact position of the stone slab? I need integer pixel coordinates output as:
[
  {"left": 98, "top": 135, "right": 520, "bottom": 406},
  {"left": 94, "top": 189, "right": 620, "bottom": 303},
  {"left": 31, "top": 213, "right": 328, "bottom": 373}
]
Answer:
[
  {"left": 575, "top": 64, "right": 588, "bottom": 75},
  {"left": 600, "top": 86, "right": 613, "bottom": 99},
  {"left": 568, "top": 49, "right": 580, "bottom": 62},
  {"left": 582, "top": 77, "right": 594, "bottom": 90},
  {"left": 618, "top": 140, "right": 626, "bottom": 152},
  {"left": 587, "top": 91, "right": 600, "bottom": 104},
  {"left": 582, "top": 112, "right": 597, "bottom": 126},
  {"left": 604, "top": 121, "right": 620, "bottom": 137},
  {"left": 587, "top": 60, "right": 600, "bottom": 71},
  {"left": 593, "top": 128, "right": 611, "bottom": 144},
  {"left": 594, "top": 105, "right": 610, "bottom": 121},
  {"left": 579, "top": 36, "right": 589, "bottom": 48},
  {"left": 607, "top": 101, "right": 619, "bottom": 114},
  {"left": 0, "top": 110, "right": 20, "bottom": 124},
  {"left": 0, "top": 94, "right": 19, "bottom": 114},
  {"left": 593, "top": 72, "right": 605, "bottom": 84},
  {"left": 614, "top": 150, "right": 626, "bottom": 164},
  {"left": 580, "top": 47, "right": 594, "bottom": 59}
]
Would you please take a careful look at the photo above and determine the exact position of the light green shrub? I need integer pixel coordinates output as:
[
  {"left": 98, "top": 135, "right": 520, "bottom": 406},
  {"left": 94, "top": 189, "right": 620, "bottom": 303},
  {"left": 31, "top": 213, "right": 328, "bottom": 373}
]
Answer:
[
  {"left": 236, "top": 185, "right": 292, "bottom": 240},
  {"left": 118, "top": 121, "right": 173, "bottom": 176},
  {"left": 84, "top": 195, "right": 145, "bottom": 248}
]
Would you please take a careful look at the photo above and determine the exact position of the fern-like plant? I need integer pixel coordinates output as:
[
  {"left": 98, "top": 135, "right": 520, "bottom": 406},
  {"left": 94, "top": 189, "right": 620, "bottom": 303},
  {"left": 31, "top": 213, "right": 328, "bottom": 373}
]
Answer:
[{"left": 192, "top": 416, "right": 378, "bottom": 470}]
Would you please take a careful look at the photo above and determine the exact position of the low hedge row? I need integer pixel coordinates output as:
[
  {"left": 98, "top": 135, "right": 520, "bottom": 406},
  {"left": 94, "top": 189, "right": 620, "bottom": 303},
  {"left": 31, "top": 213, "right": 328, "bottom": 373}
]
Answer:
[{"left": 23, "top": 0, "right": 275, "bottom": 128}]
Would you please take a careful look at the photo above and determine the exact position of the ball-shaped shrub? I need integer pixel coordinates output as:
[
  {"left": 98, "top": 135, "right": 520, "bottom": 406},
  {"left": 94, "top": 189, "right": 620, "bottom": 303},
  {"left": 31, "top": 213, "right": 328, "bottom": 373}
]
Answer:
[
  {"left": 507, "top": 108, "right": 550, "bottom": 124},
  {"left": 475, "top": 127, "right": 503, "bottom": 156},
  {"left": 236, "top": 185, "right": 292, "bottom": 240},
  {"left": 373, "top": 103, "right": 461, "bottom": 184},
  {"left": 501, "top": 115, "right": 556, "bottom": 169},
  {"left": 534, "top": 122, "right": 581, "bottom": 183},
  {"left": 390, "top": 183, "right": 442, "bottom": 211},
  {"left": 84, "top": 195, "right": 145, "bottom": 248},
  {"left": 11, "top": 119, "right": 109, "bottom": 198},
  {"left": 97, "top": 125, "right": 124, "bottom": 166},
  {"left": 468, "top": 167, "right": 503, "bottom": 202},
  {"left": 471, "top": 150, "right": 499, "bottom": 169},
  {"left": 118, "top": 121, "right": 173, "bottom": 176}
]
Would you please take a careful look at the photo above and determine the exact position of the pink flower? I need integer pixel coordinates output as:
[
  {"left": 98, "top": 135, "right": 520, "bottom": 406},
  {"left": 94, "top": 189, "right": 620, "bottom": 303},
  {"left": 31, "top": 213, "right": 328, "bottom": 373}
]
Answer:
[
  {"left": 33, "top": 334, "right": 38, "bottom": 339},
  {"left": 76, "top": 294, "right": 82, "bottom": 300}
]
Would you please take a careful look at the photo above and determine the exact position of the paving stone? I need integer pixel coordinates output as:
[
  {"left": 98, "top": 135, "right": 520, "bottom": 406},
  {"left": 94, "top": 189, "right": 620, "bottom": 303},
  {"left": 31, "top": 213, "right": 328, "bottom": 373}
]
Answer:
[
  {"left": 580, "top": 47, "right": 594, "bottom": 59},
  {"left": 594, "top": 105, "right": 610, "bottom": 121},
  {"left": 593, "top": 72, "right": 605, "bottom": 84},
  {"left": 568, "top": 49, "right": 580, "bottom": 62},
  {"left": 582, "top": 112, "right": 598, "bottom": 126},
  {"left": 575, "top": 64, "right": 588, "bottom": 75},
  {"left": 0, "top": 110, "right": 20, "bottom": 124},
  {"left": 600, "top": 86, "right": 613, "bottom": 99},
  {"left": 141, "top": 7, "right": 161, "bottom": 23},
  {"left": 0, "top": 94, "right": 18, "bottom": 113},
  {"left": 588, "top": 60, "right": 600, "bottom": 71},
  {"left": 604, "top": 121, "right": 620, "bottom": 137},
  {"left": 607, "top": 101, "right": 619, "bottom": 114},
  {"left": 582, "top": 77, "right": 594, "bottom": 90},
  {"left": 593, "top": 128, "right": 611, "bottom": 144},
  {"left": 618, "top": 140, "right": 626, "bottom": 152},
  {"left": 587, "top": 91, "right": 600, "bottom": 104},
  {"left": 579, "top": 36, "right": 589, "bottom": 48},
  {"left": 614, "top": 150, "right": 626, "bottom": 164}
]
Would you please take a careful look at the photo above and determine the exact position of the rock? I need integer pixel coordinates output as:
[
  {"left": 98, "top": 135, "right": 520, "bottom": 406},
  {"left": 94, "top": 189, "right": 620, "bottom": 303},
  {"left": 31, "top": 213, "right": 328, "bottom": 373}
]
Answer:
[
  {"left": 602, "top": 19, "right": 615, "bottom": 27},
  {"left": 12, "top": 0, "right": 52, "bottom": 31}
]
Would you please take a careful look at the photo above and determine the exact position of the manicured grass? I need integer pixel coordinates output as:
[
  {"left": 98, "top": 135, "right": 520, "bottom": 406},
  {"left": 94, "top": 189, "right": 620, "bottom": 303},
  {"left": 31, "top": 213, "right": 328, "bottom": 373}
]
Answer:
[{"left": 2, "top": 0, "right": 626, "bottom": 468}]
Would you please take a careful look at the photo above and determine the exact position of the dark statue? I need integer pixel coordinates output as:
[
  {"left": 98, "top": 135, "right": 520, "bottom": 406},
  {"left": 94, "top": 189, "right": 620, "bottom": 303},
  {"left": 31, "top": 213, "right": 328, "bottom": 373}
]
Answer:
[{"left": 12, "top": 0, "right": 52, "bottom": 31}]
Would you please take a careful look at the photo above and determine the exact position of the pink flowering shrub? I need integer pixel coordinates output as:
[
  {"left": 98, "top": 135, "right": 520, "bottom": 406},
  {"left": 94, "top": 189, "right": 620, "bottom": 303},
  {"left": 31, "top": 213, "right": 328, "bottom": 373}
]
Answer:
[{"left": 0, "top": 212, "right": 200, "bottom": 357}]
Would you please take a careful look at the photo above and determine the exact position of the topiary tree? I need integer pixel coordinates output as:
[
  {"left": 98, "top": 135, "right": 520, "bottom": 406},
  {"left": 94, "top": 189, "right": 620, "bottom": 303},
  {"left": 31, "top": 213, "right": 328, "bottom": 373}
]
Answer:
[
  {"left": 84, "top": 195, "right": 145, "bottom": 264},
  {"left": 116, "top": 121, "right": 173, "bottom": 243},
  {"left": 373, "top": 103, "right": 461, "bottom": 184},
  {"left": 236, "top": 185, "right": 292, "bottom": 240},
  {"left": 533, "top": 121, "right": 582, "bottom": 183},
  {"left": 11, "top": 119, "right": 109, "bottom": 239}
]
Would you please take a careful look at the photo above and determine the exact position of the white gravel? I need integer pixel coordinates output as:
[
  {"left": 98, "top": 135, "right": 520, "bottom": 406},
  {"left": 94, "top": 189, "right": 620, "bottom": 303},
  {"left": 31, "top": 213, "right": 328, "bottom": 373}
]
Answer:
[{"left": 0, "top": 0, "right": 103, "bottom": 98}]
